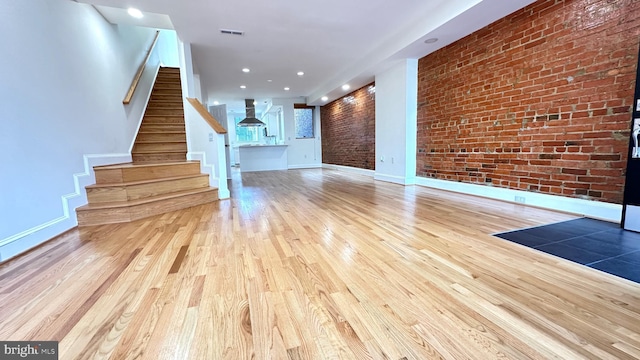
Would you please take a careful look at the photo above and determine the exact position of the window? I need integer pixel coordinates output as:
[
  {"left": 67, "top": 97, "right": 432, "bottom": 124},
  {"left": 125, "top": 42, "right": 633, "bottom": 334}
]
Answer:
[
  {"left": 294, "top": 106, "right": 314, "bottom": 139},
  {"left": 235, "top": 116, "right": 259, "bottom": 142}
]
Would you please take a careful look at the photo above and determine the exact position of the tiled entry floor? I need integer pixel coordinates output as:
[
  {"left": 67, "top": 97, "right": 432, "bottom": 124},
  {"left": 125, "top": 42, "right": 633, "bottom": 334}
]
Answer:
[{"left": 495, "top": 218, "right": 640, "bottom": 283}]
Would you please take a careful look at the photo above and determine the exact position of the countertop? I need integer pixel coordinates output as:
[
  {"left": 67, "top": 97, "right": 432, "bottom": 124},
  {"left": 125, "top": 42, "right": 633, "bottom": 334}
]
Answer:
[{"left": 238, "top": 144, "right": 288, "bottom": 148}]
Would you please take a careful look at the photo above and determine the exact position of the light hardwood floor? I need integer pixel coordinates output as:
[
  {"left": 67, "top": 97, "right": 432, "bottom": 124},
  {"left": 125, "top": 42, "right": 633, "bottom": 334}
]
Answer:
[{"left": 1, "top": 168, "right": 639, "bottom": 359}]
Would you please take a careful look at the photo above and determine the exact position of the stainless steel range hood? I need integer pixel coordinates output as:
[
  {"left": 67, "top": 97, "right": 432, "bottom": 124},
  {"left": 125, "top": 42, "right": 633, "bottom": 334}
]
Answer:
[{"left": 237, "top": 99, "right": 265, "bottom": 127}]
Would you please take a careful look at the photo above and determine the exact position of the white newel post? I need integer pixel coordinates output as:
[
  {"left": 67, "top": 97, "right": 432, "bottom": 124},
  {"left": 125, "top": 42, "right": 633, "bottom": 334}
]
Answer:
[{"left": 216, "top": 134, "right": 230, "bottom": 199}]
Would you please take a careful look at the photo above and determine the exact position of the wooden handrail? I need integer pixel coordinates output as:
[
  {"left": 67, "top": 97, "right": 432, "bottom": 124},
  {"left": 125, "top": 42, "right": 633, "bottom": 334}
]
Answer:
[
  {"left": 186, "top": 98, "right": 228, "bottom": 134},
  {"left": 123, "top": 31, "right": 160, "bottom": 104}
]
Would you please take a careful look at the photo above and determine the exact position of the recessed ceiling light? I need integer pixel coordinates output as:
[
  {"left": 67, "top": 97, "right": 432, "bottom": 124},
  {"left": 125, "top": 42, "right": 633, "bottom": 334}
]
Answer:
[
  {"left": 321, "top": 96, "right": 328, "bottom": 101},
  {"left": 424, "top": 38, "right": 438, "bottom": 44},
  {"left": 242, "top": 68, "right": 250, "bottom": 73},
  {"left": 127, "top": 8, "right": 143, "bottom": 19},
  {"left": 342, "top": 84, "right": 350, "bottom": 91},
  {"left": 297, "top": 71, "right": 304, "bottom": 76},
  {"left": 240, "top": 85, "right": 246, "bottom": 89},
  {"left": 284, "top": 87, "right": 290, "bottom": 91},
  {"left": 213, "top": 101, "right": 220, "bottom": 105},
  {"left": 267, "top": 79, "right": 273, "bottom": 82}
]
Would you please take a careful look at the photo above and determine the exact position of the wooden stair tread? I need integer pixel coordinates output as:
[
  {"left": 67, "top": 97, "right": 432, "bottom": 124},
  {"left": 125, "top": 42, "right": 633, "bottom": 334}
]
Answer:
[
  {"left": 94, "top": 161, "right": 200, "bottom": 170},
  {"left": 139, "top": 127, "right": 185, "bottom": 130},
  {"left": 131, "top": 149, "right": 187, "bottom": 154},
  {"left": 86, "top": 173, "right": 208, "bottom": 188},
  {"left": 139, "top": 128, "right": 186, "bottom": 132},
  {"left": 135, "top": 140, "right": 186, "bottom": 144},
  {"left": 77, "top": 187, "right": 217, "bottom": 210},
  {"left": 138, "top": 131, "right": 185, "bottom": 134}
]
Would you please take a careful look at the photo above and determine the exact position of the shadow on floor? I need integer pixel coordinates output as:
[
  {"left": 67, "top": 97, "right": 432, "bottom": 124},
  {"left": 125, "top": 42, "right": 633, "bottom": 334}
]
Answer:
[{"left": 495, "top": 218, "right": 640, "bottom": 283}]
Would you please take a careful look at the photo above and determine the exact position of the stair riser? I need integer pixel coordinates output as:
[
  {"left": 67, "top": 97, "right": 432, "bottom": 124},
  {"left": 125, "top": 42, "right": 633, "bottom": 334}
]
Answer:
[
  {"left": 87, "top": 176, "right": 209, "bottom": 203},
  {"left": 151, "top": 89, "right": 182, "bottom": 95},
  {"left": 129, "top": 189, "right": 218, "bottom": 221},
  {"left": 132, "top": 153, "right": 186, "bottom": 163},
  {"left": 93, "top": 169, "right": 124, "bottom": 185},
  {"left": 153, "top": 83, "right": 182, "bottom": 90},
  {"left": 145, "top": 109, "right": 184, "bottom": 116},
  {"left": 142, "top": 116, "right": 185, "bottom": 124},
  {"left": 154, "top": 79, "right": 182, "bottom": 84},
  {"left": 150, "top": 94, "right": 183, "bottom": 101},
  {"left": 86, "top": 185, "right": 127, "bottom": 203},
  {"left": 128, "top": 176, "right": 209, "bottom": 200},
  {"left": 134, "top": 143, "right": 187, "bottom": 152},
  {"left": 139, "top": 125, "right": 186, "bottom": 133},
  {"left": 94, "top": 162, "right": 201, "bottom": 184},
  {"left": 147, "top": 101, "right": 185, "bottom": 108},
  {"left": 78, "top": 189, "right": 218, "bottom": 226},
  {"left": 77, "top": 207, "right": 131, "bottom": 226},
  {"left": 137, "top": 133, "right": 186, "bottom": 142}
]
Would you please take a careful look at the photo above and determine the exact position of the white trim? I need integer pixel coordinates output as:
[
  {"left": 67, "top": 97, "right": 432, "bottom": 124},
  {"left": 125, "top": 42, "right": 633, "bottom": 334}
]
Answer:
[
  {"left": 322, "top": 163, "right": 375, "bottom": 176},
  {"left": 187, "top": 151, "right": 215, "bottom": 184},
  {"left": 0, "top": 153, "right": 132, "bottom": 263},
  {"left": 128, "top": 64, "right": 160, "bottom": 154},
  {"left": 415, "top": 177, "right": 622, "bottom": 222},
  {"left": 288, "top": 164, "right": 322, "bottom": 170},
  {"left": 187, "top": 151, "right": 230, "bottom": 199},
  {"left": 214, "top": 134, "right": 230, "bottom": 199},
  {"left": 374, "top": 173, "right": 416, "bottom": 186}
]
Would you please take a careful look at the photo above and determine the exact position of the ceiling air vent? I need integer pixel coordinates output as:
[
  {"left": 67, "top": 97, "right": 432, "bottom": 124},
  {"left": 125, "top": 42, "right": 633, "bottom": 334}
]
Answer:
[{"left": 220, "top": 29, "right": 244, "bottom": 36}]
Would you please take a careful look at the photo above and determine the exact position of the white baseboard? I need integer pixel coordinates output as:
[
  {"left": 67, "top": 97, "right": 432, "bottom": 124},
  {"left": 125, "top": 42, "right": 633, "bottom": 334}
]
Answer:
[
  {"left": 187, "top": 151, "right": 230, "bottom": 199},
  {"left": 218, "top": 186, "right": 231, "bottom": 199},
  {"left": 187, "top": 151, "right": 215, "bottom": 184},
  {"left": 322, "top": 163, "right": 375, "bottom": 176},
  {"left": 374, "top": 173, "right": 417, "bottom": 185},
  {"left": 0, "top": 153, "right": 132, "bottom": 263},
  {"left": 288, "top": 164, "right": 322, "bottom": 170},
  {"left": 415, "top": 177, "right": 622, "bottom": 222}
]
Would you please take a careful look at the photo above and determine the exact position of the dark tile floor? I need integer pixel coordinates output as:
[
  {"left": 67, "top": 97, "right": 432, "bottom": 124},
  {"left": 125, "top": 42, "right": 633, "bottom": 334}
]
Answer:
[{"left": 495, "top": 218, "right": 640, "bottom": 283}]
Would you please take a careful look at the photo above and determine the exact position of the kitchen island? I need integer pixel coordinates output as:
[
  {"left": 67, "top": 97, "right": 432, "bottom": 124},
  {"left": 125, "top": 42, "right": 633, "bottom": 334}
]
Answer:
[{"left": 238, "top": 144, "right": 288, "bottom": 172}]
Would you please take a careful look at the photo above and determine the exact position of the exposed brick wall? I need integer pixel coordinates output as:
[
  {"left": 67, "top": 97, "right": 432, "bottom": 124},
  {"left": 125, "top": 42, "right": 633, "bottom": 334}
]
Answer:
[
  {"left": 417, "top": 0, "right": 640, "bottom": 204},
  {"left": 321, "top": 83, "right": 376, "bottom": 170}
]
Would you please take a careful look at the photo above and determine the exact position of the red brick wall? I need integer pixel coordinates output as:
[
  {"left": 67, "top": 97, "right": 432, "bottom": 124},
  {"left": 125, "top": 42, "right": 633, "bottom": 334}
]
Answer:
[
  {"left": 321, "top": 83, "right": 376, "bottom": 170},
  {"left": 417, "top": 0, "right": 640, "bottom": 204}
]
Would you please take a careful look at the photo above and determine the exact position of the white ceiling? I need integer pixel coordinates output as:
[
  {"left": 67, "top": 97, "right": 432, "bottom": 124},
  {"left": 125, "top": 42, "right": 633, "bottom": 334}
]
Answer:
[{"left": 78, "top": 0, "right": 536, "bottom": 113}]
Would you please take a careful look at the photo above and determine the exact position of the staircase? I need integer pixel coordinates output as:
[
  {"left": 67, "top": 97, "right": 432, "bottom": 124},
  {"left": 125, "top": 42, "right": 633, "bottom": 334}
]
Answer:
[{"left": 76, "top": 67, "right": 219, "bottom": 226}]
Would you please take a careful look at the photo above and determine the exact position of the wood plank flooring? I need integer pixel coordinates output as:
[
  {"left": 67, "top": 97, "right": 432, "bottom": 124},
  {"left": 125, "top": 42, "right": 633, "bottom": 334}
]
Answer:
[{"left": 1, "top": 168, "right": 640, "bottom": 359}]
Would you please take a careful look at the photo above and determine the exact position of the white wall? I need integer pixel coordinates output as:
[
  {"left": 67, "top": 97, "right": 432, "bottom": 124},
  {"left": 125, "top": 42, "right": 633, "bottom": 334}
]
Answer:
[
  {"left": 209, "top": 105, "right": 231, "bottom": 179},
  {"left": 180, "top": 41, "right": 229, "bottom": 198},
  {"left": 273, "top": 98, "right": 323, "bottom": 169},
  {"left": 374, "top": 59, "right": 418, "bottom": 185},
  {"left": 0, "top": 0, "right": 162, "bottom": 261}
]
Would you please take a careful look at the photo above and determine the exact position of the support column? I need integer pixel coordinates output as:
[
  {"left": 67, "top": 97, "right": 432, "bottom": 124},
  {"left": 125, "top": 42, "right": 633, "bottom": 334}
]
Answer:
[{"left": 374, "top": 59, "right": 418, "bottom": 185}]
